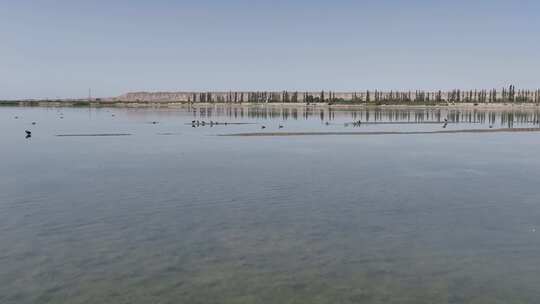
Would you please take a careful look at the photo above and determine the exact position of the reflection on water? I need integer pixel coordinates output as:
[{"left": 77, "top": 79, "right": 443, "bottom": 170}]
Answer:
[
  {"left": 187, "top": 105, "right": 540, "bottom": 128},
  {"left": 2, "top": 105, "right": 540, "bottom": 303}
]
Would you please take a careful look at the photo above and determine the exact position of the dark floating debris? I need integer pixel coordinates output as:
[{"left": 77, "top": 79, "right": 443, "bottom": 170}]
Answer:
[
  {"left": 32, "top": 122, "right": 36, "bottom": 125},
  {"left": 279, "top": 125, "right": 284, "bottom": 129},
  {"left": 261, "top": 126, "right": 266, "bottom": 129},
  {"left": 56, "top": 133, "right": 132, "bottom": 137},
  {"left": 25, "top": 130, "right": 32, "bottom": 138},
  {"left": 151, "top": 121, "right": 159, "bottom": 124},
  {"left": 14, "top": 116, "right": 19, "bottom": 119}
]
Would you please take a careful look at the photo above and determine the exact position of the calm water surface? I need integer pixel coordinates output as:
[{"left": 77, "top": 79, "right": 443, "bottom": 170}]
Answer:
[{"left": 2, "top": 105, "right": 540, "bottom": 303}]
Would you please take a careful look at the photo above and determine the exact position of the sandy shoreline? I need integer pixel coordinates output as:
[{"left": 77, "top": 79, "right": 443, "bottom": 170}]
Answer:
[{"left": 221, "top": 127, "right": 540, "bottom": 137}]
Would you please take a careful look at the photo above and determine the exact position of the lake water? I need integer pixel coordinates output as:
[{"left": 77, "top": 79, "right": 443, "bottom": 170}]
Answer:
[{"left": 2, "top": 105, "right": 540, "bottom": 303}]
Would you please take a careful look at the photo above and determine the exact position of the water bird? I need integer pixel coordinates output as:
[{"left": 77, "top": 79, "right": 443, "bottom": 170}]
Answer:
[
  {"left": 31, "top": 122, "right": 36, "bottom": 125},
  {"left": 14, "top": 116, "right": 19, "bottom": 119},
  {"left": 261, "top": 126, "right": 266, "bottom": 129},
  {"left": 279, "top": 125, "right": 283, "bottom": 129},
  {"left": 151, "top": 121, "right": 158, "bottom": 124},
  {"left": 25, "top": 130, "right": 32, "bottom": 137}
]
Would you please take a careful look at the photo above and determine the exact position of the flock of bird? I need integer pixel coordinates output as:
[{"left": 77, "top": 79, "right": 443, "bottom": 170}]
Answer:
[
  {"left": 18, "top": 112, "right": 478, "bottom": 138},
  {"left": 191, "top": 120, "right": 223, "bottom": 127},
  {"left": 190, "top": 120, "right": 285, "bottom": 129}
]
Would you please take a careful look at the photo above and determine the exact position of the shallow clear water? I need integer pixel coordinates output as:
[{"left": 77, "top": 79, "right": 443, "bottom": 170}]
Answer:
[{"left": 2, "top": 105, "right": 540, "bottom": 303}]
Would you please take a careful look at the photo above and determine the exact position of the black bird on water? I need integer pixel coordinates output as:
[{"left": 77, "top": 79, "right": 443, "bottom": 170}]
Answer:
[
  {"left": 442, "top": 118, "right": 448, "bottom": 128},
  {"left": 32, "top": 122, "right": 36, "bottom": 125},
  {"left": 25, "top": 130, "right": 32, "bottom": 138},
  {"left": 279, "top": 124, "right": 283, "bottom": 129},
  {"left": 261, "top": 126, "right": 266, "bottom": 129}
]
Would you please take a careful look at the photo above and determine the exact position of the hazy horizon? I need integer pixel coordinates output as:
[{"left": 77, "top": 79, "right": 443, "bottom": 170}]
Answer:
[{"left": 2, "top": 0, "right": 539, "bottom": 99}]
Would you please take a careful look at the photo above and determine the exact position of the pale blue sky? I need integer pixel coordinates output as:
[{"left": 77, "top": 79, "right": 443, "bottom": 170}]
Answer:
[{"left": 1, "top": 0, "right": 538, "bottom": 99}]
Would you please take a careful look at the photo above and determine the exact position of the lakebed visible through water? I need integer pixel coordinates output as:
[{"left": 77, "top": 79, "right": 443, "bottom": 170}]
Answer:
[{"left": 2, "top": 105, "right": 540, "bottom": 303}]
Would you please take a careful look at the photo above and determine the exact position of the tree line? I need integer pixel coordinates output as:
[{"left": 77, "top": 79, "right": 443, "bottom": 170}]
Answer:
[{"left": 184, "top": 86, "right": 540, "bottom": 104}]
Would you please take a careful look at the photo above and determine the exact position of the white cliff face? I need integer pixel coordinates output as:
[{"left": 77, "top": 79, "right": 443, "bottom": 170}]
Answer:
[
  {"left": 113, "top": 89, "right": 540, "bottom": 103},
  {"left": 114, "top": 91, "right": 388, "bottom": 102}
]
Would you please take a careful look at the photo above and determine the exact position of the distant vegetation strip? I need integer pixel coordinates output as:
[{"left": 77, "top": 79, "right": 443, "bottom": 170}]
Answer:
[
  {"left": 221, "top": 128, "right": 540, "bottom": 137},
  {"left": 4, "top": 85, "right": 540, "bottom": 105},
  {"left": 115, "top": 85, "right": 540, "bottom": 104}
]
